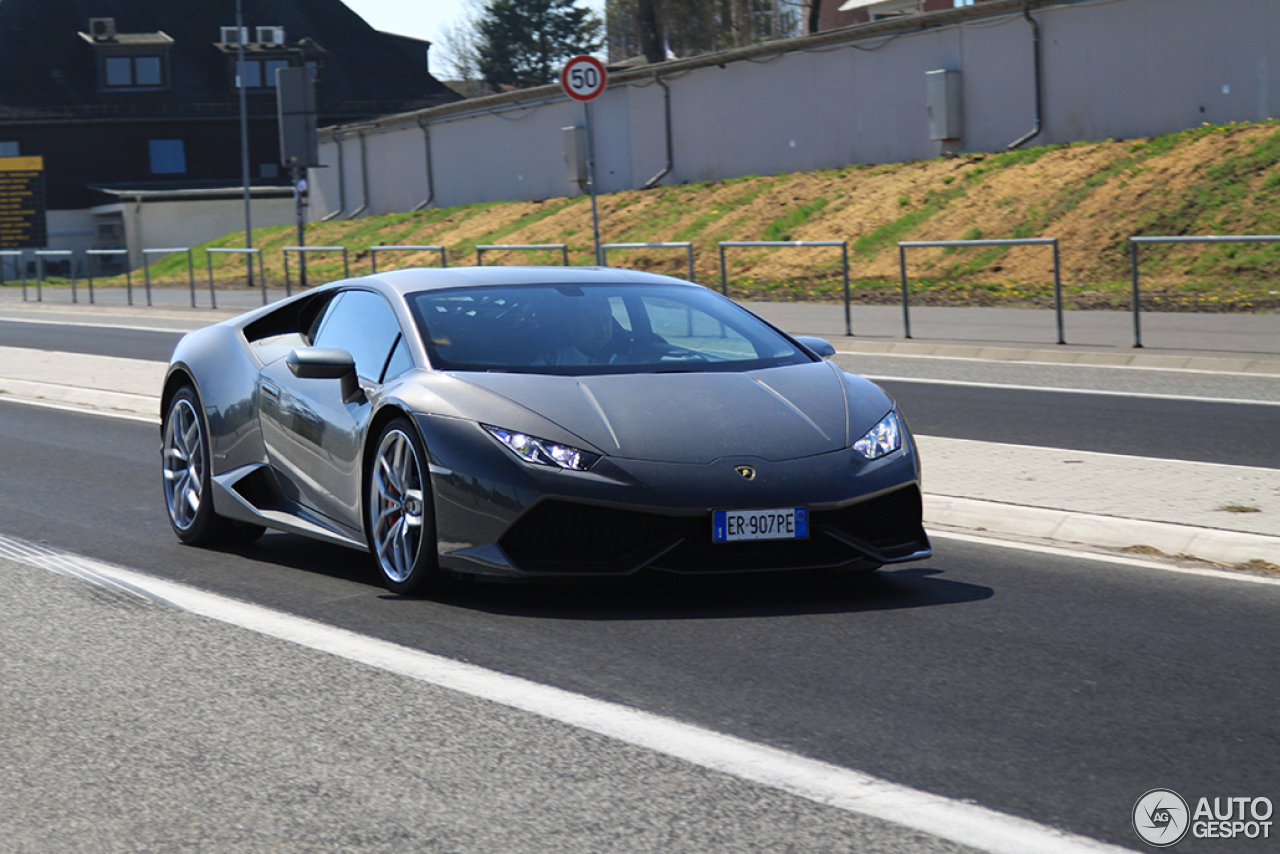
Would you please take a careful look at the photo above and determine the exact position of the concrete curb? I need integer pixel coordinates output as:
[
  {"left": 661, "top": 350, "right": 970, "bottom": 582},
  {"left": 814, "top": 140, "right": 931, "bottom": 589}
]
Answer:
[
  {"left": 0, "top": 380, "right": 159, "bottom": 421},
  {"left": 925, "top": 495, "right": 1279, "bottom": 567}
]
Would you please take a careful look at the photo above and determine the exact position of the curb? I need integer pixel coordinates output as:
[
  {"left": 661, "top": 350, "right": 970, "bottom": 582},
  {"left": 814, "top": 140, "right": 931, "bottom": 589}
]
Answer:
[
  {"left": 0, "top": 380, "right": 159, "bottom": 421},
  {"left": 925, "top": 495, "right": 1279, "bottom": 568}
]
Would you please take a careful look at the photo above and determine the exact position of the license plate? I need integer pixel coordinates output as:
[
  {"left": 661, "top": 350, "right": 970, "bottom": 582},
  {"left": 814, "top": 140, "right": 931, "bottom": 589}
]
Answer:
[{"left": 713, "top": 507, "right": 808, "bottom": 542}]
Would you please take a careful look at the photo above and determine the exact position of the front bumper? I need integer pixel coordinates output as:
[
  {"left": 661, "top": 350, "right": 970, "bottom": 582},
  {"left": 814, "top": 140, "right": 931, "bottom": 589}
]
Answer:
[{"left": 419, "top": 414, "right": 931, "bottom": 578}]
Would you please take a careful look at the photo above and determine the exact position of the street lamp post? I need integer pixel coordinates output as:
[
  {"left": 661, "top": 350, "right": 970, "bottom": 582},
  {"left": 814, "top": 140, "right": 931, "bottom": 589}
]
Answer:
[{"left": 236, "top": 0, "right": 254, "bottom": 287}]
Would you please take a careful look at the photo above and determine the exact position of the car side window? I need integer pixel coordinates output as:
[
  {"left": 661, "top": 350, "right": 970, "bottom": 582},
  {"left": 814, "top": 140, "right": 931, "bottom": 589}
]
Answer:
[{"left": 311, "top": 290, "right": 405, "bottom": 383}]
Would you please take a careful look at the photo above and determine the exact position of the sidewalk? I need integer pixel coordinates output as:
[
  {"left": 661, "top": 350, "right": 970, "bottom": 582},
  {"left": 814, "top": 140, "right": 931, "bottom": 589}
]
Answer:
[{"left": 1, "top": 291, "right": 1277, "bottom": 570}]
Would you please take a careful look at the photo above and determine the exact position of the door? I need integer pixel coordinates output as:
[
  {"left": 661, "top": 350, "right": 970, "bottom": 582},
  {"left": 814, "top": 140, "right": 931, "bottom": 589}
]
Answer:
[{"left": 258, "top": 288, "right": 406, "bottom": 535}]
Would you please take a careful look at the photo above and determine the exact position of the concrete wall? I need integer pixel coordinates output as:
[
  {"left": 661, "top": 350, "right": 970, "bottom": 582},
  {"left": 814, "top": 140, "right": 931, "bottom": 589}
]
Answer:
[
  {"left": 94, "top": 196, "right": 296, "bottom": 271},
  {"left": 310, "top": 0, "right": 1280, "bottom": 220}
]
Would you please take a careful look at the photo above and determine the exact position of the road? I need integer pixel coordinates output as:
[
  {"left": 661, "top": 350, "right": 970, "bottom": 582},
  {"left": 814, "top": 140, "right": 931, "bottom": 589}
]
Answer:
[
  {"left": 0, "top": 314, "right": 1277, "bottom": 851},
  {"left": 3, "top": 315, "right": 1279, "bottom": 466}
]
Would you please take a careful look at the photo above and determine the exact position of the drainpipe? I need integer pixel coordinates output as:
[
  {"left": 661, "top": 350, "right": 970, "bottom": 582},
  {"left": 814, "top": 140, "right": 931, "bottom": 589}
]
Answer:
[
  {"left": 346, "top": 127, "right": 370, "bottom": 219},
  {"left": 411, "top": 117, "right": 436, "bottom": 211},
  {"left": 1007, "top": 0, "right": 1043, "bottom": 150},
  {"left": 320, "top": 134, "right": 346, "bottom": 221},
  {"left": 641, "top": 73, "right": 673, "bottom": 189}
]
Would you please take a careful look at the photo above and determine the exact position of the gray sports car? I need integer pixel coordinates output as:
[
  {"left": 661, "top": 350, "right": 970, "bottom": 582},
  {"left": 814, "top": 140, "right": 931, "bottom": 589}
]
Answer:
[{"left": 162, "top": 266, "right": 930, "bottom": 593}]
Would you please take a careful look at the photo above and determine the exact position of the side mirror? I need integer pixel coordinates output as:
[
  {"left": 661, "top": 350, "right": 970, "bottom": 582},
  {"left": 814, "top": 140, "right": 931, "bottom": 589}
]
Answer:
[
  {"left": 794, "top": 336, "right": 836, "bottom": 359},
  {"left": 287, "top": 347, "right": 361, "bottom": 402}
]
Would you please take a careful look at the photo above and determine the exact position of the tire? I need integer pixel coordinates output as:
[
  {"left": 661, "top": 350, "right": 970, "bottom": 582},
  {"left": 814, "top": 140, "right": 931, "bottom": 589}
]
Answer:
[
  {"left": 162, "top": 385, "right": 265, "bottom": 546},
  {"left": 366, "top": 417, "right": 443, "bottom": 594}
]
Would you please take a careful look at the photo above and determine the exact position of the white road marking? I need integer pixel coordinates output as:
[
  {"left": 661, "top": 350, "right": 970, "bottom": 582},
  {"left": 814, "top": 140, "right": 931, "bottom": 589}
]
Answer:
[
  {"left": 0, "top": 393, "right": 157, "bottom": 424},
  {"left": 860, "top": 374, "right": 1280, "bottom": 407},
  {"left": 930, "top": 530, "right": 1280, "bottom": 586},
  {"left": 835, "top": 347, "right": 1280, "bottom": 378},
  {"left": 0, "top": 532, "right": 1130, "bottom": 854},
  {"left": 0, "top": 314, "right": 197, "bottom": 334}
]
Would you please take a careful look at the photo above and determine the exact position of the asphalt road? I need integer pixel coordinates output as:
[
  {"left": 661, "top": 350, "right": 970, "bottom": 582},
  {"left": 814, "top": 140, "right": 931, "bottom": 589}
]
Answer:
[
  {"left": 3, "top": 318, "right": 1277, "bottom": 467},
  {"left": 1, "top": 398, "right": 1276, "bottom": 852}
]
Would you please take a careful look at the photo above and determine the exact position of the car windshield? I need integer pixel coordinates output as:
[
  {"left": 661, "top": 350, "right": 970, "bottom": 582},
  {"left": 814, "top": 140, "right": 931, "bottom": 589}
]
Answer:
[{"left": 406, "top": 283, "right": 812, "bottom": 375}]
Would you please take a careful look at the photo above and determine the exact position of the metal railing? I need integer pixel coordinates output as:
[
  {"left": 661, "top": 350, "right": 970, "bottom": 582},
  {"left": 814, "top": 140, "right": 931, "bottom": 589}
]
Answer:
[
  {"left": 370, "top": 245, "right": 448, "bottom": 272},
  {"left": 34, "top": 250, "right": 75, "bottom": 304},
  {"left": 601, "top": 242, "right": 695, "bottom": 282},
  {"left": 142, "top": 248, "right": 197, "bottom": 308},
  {"left": 205, "top": 248, "right": 267, "bottom": 307},
  {"left": 0, "top": 250, "right": 25, "bottom": 300},
  {"left": 898, "top": 238, "right": 1064, "bottom": 343},
  {"left": 85, "top": 249, "right": 131, "bottom": 305},
  {"left": 475, "top": 244, "right": 569, "bottom": 266},
  {"left": 719, "top": 241, "right": 851, "bottom": 336},
  {"left": 283, "top": 246, "right": 350, "bottom": 297},
  {"left": 1129, "top": 234, "right": 1280, "bottom": 348}
]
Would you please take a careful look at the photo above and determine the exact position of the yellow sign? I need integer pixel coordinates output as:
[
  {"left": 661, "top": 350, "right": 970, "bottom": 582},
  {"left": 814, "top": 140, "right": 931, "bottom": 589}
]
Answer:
[
  {"left": 0, "top": 156, "right": 47, "bottom": 248},
  {"left": 0, "top": 156, "right": 44, "bottom": 171}
]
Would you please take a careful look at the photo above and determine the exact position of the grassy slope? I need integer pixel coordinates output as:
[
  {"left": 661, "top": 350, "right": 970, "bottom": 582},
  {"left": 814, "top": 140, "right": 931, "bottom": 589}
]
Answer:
[{"left": 129, "top": 120, "right": 1280, "bottom": 311}]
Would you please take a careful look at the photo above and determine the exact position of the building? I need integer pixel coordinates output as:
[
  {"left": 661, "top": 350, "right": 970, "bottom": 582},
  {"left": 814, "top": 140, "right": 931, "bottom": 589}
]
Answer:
[
  {"left": 0, "top": 0, "right": 460, "bottom": 273},
  {"left": 818, "top": 0, "right": 999, "bottom": 33}
]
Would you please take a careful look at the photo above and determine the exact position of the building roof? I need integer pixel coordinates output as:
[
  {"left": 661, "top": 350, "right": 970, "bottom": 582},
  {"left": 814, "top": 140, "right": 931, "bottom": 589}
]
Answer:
[{"left": 0, "top": 0, "right": 459, "bottom": 118}]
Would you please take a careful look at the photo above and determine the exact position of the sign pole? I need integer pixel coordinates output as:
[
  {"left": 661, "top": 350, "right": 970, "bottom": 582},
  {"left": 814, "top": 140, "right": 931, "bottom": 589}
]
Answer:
[
  {"left": 560, "top": 55, "right": 608, "bottom": 268},
  {"left": 584, "top": 102, "right": 602, "bottom": 266}
]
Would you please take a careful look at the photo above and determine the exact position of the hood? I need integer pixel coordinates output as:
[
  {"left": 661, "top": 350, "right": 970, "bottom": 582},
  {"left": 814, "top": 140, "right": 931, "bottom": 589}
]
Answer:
[{"left": 452, "top": 361, "right": 851, "bottom": 464}]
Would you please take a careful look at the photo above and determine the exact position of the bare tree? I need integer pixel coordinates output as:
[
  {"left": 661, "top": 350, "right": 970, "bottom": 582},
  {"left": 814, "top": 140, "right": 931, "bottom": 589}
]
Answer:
[{"left": 435, "top": 0, "right": 492, "bottom": 97}]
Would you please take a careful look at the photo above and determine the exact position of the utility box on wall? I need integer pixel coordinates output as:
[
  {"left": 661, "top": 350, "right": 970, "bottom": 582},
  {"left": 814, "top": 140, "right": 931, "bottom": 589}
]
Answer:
[
  {"left": 926, "top": 69, "right": 962, "bottom": 142},
  {"left": 563, "top": 126, "right": 588, "bottom": 188}
]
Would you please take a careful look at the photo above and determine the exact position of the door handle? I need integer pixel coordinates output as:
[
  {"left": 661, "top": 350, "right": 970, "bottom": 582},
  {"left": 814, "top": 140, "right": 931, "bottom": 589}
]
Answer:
[{"left": 260, "top": 381, "right": 280, "bottom": 404}]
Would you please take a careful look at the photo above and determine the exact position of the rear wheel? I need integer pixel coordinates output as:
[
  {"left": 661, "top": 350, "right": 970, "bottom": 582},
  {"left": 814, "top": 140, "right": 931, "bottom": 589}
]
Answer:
[
  {"left": 367, "top": 418, "right": 443, "bottom": 594},
  {"left": 162, "top": 385, "right": 265, "bottom": 546}
]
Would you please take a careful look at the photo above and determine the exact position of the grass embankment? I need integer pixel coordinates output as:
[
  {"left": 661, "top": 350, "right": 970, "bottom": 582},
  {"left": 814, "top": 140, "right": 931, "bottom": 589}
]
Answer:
[{"left": 38, "top": 120, "right": 1280, "bottom": 311}]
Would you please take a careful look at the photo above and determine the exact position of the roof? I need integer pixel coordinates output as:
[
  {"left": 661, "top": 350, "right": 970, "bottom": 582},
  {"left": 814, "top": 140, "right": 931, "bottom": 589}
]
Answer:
[
  {"left": 369, "top": 265, "right": 689, "bottom": 295},
  {"left": 0, "top": 0, "right": 459, "bottom": 117}
]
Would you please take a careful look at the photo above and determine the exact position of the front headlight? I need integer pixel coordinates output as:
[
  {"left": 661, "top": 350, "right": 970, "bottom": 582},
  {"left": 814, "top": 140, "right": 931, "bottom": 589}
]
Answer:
[
  {"left": 483, "top": 425, "right": 600, "bottom": 471},
  {"left": 853, "top": 411, "right": 902, "bottom": 460}
]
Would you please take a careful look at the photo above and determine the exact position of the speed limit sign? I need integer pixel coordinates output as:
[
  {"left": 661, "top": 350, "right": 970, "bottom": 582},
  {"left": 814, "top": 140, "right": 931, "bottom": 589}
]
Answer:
[{"left": 560, "top": 55, "right": 608, "bottom": 102}]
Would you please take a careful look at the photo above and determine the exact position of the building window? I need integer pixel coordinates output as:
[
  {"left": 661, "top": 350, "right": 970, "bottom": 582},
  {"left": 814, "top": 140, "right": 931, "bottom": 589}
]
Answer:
[
  {"left": 149, "top": 139, "right": 186, "bottom": 174},
  {"left": 236, "top": 58, "right": 291, "bottom": 89},
  {"left": 103, "top": 54, "right": 166, "bottom": 88},
  {"left": 0, "top": 142, "right": 19, "bottom": 157}
]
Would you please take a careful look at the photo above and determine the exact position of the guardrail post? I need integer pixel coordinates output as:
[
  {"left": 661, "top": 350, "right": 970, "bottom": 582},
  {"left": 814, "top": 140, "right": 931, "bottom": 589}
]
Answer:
[
  {"left": 898, "top": 237, "right": 1064, "bottom": 344},
  {"left": 841, "top": 242, "right": 851, "bottom": 337},
  {"left": 599, "top": 242, "right": 697, "bottom": 283},
  {"left": 1052, "top": 238, "right": 1064, "bottom": 345},
  {"left": 1129, "top": 239, "right": 1142, "bottom": 349},
  {"left": 719, "top": 244, "right": 727, "bottom": 296},
  {"left": 718, "top": 241, "right": 852, "bottom": 333},
  {"left": 187, "top": 248, "right": 196, "bottom": 308},
  {"left": 475, "top": 244, "right": 570, "bottom": 267},
  {"left": 0, "top": 251, "right": 24, "bottom": 302},
  {"left": 898, "top": 244, "right": 911, "bottom": 339}
]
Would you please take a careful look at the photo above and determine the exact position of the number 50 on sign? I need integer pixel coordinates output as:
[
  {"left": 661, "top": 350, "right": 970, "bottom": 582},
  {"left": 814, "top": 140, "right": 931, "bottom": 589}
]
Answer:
[{"left": 560, "top": 55, "right": 607, "bottom": 102}]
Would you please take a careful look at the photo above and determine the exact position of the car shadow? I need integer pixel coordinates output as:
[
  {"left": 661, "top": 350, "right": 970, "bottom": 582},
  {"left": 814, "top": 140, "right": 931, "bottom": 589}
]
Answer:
[
  {"left": 417, "top": 565, "right": 993, "bottom": 621},
  {"left": 227, "top": 533, "right": 992, "bottom": 620}
]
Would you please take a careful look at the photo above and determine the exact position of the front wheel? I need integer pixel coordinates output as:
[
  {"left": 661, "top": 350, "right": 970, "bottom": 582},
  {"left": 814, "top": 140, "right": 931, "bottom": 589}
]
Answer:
[
  {"left": 162, "top": 385, "right": 264, "bottom": 546},
  {"left": 367, "top": 418, "right": 443, "bottom": 594}
]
